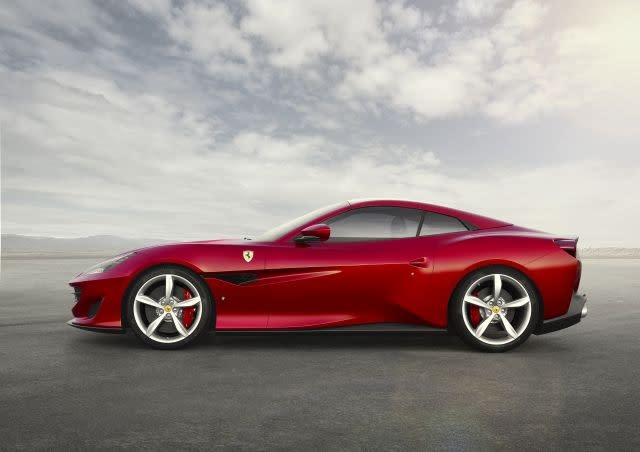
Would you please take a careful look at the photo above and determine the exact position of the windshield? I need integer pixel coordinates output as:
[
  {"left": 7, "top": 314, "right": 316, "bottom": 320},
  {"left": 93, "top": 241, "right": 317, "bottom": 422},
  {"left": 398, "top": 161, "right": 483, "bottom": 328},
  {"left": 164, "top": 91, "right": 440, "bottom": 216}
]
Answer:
[{"left": 256, "top": 202, "right": 347, "bottom": 242}]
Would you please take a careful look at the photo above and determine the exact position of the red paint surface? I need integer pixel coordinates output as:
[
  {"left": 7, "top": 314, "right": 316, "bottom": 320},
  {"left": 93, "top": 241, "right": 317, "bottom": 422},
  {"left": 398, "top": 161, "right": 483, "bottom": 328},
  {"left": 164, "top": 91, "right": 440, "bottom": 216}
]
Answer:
[{"left": 69, "top": 200, "right": 581, "bottom": 331}]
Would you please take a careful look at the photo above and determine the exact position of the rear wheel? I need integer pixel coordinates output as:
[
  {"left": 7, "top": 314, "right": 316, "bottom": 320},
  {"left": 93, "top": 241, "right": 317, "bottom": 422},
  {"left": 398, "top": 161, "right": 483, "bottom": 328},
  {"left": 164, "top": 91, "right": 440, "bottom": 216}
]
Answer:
[
  {"left": 451, "top": 267, "right": 539, "bottom": 352},
  {"left": 126, "top": 266, "right": 212, "bottom": 349}
]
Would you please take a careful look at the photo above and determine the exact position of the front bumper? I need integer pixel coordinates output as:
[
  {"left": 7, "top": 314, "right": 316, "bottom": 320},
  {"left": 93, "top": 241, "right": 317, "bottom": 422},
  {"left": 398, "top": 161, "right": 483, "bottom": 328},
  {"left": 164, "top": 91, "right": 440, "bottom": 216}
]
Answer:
[
  {"left": 535, "top": 293, "right": 587, "bottom": 335},
  {"left": 67, "top": 320, "right": 125, "bottom": 334},
  {"left": 68, "top": 274, "right": 129, "bottom": 331}
]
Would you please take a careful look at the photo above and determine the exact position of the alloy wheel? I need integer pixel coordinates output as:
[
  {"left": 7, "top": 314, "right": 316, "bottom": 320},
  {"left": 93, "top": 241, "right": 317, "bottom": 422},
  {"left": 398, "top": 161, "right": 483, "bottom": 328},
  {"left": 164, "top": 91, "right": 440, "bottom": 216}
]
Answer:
[
  {"left": 461, "top": 273, "right": 532, "bottom": 346},
  {"left": 132, "top": 274, "right": 203, "bottom": 344}
]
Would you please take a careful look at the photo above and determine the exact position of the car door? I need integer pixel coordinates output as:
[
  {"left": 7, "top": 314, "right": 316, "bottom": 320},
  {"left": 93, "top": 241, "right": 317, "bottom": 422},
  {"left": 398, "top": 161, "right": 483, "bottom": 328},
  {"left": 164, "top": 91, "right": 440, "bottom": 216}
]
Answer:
[{"left": 263, "top": 207, "right": 436, "bottom": 328}]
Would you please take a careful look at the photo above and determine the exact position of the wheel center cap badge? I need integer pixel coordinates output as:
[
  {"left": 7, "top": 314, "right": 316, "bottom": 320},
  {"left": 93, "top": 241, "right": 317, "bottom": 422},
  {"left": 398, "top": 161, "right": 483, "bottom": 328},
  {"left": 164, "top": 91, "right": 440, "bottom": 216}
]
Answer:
[
  {"left": 492, "top": 306, "right": 501, "bottom": 314},
  {"left": 243, "top": 250, "right": 254, "bottom": 262},
  {"left": 164, "top": 305, "right": 172, "bottom": 313}
]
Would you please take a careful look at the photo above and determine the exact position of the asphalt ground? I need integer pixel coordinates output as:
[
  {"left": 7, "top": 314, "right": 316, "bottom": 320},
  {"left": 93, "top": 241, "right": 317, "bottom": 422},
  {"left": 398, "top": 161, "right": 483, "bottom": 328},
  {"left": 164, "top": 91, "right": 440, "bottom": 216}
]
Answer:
[{"left": 1, "top": 258, "right": 639, "bottom": 451}]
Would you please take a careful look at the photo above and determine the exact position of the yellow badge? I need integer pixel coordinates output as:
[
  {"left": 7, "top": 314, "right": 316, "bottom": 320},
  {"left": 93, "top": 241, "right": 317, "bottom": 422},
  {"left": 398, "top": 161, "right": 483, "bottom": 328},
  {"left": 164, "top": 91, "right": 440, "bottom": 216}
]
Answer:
[{"left": 243, "top": 250, "right": 254, "bottom": 262}]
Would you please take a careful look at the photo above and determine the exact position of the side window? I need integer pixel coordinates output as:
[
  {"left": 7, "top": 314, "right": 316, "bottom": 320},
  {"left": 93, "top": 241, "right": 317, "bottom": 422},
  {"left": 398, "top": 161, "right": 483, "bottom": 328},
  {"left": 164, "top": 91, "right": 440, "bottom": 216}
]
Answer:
[
  {"left": 419, "top": 211, "right": 468, "bottom": 236},
  {"left": 326, "top": 207, "right": 422, "bottom": 241}
]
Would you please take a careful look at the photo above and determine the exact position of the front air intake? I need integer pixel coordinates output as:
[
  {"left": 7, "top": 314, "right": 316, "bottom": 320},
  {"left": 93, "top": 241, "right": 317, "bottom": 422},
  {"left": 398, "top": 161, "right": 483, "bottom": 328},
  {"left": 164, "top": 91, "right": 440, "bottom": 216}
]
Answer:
[{"left": 72, "top": 286, "right": 82, "bottom": 303}]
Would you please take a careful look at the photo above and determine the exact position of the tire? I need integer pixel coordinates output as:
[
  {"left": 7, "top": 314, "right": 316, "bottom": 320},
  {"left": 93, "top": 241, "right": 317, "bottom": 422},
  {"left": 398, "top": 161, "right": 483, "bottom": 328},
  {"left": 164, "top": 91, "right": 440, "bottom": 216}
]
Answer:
[
  {"left": 451, "top": 266, "right": 540, "bottom": 352},
  {"left": 126, "top": 266, "right": 213, "bottom": 349}
]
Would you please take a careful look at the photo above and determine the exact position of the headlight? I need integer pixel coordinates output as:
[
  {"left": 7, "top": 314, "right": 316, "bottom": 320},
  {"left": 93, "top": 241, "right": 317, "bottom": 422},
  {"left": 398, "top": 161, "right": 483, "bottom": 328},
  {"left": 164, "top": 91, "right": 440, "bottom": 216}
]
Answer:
[{"left": 83, "top": 252, "right": 135, "bottom": 275}]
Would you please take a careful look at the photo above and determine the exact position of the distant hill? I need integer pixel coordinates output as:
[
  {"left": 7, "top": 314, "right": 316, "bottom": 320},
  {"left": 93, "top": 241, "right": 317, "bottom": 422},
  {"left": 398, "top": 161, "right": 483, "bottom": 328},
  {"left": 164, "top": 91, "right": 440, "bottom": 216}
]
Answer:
[
  {"left": 579, "top": 248, "right": 640, "bottom": 258},
  {"left": 1, "top": 234, "right": 170, "bottom": 258}
]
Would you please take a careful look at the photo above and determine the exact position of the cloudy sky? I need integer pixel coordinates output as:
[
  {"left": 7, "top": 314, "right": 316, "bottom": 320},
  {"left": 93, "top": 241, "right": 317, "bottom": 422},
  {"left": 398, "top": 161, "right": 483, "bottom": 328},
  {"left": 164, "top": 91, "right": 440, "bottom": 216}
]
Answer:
[{"left": 1, "top": 0, "right": 639, "bottom": 247}]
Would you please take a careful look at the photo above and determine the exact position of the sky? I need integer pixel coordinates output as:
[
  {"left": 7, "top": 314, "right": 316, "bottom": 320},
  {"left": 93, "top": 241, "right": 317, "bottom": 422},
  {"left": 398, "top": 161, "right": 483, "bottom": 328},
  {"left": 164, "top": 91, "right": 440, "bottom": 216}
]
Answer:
[{"left": 1, "top": 0, "right": 639, "bottom": 247}]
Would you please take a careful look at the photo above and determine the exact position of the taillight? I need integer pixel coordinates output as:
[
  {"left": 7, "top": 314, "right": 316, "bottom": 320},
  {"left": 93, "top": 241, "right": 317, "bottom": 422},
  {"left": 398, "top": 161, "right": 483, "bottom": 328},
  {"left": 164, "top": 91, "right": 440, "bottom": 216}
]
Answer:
[
  {"left": 554, "top": 238, "right": 581, "bottom": 291},
  {"left": 554, "top": 238, "right": 578, "bottom": 258}
]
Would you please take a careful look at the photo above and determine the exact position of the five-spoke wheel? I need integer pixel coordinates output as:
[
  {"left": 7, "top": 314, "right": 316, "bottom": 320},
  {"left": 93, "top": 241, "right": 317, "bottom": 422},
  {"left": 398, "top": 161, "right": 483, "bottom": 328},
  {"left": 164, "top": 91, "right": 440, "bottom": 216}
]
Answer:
[
  {"left": 127, "top": 267, "right": 212, "bottom": 349},
  {"left": 452, "top": 267, "right": 539, "bottom": 352}
]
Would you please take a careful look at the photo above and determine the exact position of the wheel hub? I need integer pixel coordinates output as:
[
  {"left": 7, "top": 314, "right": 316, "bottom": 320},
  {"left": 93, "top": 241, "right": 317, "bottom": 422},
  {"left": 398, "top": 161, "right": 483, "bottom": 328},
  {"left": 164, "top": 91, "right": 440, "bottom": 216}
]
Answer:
[
  {"left": 156, "top": 296, "right": 183, "bottom": 322},
  {"left": 482, "top": 296, "right": 506, "bottom": 323}
]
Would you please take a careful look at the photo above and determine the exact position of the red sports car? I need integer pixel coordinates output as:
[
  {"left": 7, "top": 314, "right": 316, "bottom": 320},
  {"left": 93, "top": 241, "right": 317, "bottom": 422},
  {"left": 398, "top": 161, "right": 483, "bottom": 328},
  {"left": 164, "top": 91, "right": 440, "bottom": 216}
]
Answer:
[{"left": 68, "top": 199, "right": 587, "bottom": 351}]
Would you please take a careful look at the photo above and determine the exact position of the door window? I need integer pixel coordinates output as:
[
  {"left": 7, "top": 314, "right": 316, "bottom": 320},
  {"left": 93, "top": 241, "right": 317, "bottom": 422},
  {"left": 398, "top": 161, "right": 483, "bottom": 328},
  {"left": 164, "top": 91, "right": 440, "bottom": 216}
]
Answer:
[{"left": 326, "top": 207, "right": 422, "bottom": 241}]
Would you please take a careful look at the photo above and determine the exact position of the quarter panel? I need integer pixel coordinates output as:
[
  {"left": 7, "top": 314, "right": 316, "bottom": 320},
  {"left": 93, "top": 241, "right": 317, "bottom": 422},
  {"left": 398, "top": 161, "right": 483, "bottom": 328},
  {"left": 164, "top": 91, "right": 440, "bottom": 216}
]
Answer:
[
  {"left": 524, "top": 249, "right": 578, "bottom": 319},
  {"left": 426, "top": 232, "right": 560, "bottom": 328}
]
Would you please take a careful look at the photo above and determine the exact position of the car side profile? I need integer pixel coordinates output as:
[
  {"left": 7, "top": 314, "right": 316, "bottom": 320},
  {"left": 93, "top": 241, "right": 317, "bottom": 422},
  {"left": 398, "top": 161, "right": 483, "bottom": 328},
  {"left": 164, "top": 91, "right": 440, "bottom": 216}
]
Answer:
[{"left": 68, "top": 199, "right": 587, "bottom": 351}]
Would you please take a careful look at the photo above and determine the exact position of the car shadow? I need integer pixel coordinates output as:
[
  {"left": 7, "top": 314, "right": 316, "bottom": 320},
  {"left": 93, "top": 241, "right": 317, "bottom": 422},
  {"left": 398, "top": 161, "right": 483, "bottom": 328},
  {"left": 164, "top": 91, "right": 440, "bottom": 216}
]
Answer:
[
  {"left": 70, "top": 330, "right": 476, "bottom": 352},
  {"left": 68, "top": 330, "right": 576, "bottom": 354},
  {"left": 213, "top": 331, "right": 462, "bottom": 349}
]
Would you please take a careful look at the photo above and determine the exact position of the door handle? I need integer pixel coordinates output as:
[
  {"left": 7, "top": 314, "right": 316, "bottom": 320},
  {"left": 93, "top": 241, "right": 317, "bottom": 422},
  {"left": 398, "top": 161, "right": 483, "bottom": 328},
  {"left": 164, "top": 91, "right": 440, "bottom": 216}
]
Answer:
[{"left": 409, "top": 257, "right": 430, "bottom": 268}]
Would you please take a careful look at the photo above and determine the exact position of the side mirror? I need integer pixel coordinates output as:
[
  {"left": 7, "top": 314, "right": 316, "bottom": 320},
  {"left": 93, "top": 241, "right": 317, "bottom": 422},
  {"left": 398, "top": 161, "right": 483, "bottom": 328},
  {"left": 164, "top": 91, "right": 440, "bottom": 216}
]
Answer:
[{"left": 295, "top": 223, "right": 331, "bottom": 243}]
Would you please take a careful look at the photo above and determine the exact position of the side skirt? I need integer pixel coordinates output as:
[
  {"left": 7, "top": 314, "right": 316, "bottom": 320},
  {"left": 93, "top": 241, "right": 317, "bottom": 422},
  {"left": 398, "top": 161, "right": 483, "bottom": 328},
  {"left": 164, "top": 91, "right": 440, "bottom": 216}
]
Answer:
[{"left": 217, "top": 323, "right": 448, "bottom": 334}]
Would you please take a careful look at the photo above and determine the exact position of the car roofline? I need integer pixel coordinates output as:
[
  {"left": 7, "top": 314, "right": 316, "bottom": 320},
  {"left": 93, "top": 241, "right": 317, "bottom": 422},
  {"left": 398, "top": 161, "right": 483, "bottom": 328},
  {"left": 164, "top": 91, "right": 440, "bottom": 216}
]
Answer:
[
  {"left": 346, "top": 199, "right": 511, "bottom": 230},
  {"left": 272, "top": 199, "right": 511, "bottom": 243}
]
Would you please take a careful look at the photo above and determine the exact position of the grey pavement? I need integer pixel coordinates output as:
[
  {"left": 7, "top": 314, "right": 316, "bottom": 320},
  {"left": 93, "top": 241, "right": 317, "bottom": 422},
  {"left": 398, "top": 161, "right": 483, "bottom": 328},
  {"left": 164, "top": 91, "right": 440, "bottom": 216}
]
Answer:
[{"left": 1, "top": 258, "right": 639, "bottom": 451}]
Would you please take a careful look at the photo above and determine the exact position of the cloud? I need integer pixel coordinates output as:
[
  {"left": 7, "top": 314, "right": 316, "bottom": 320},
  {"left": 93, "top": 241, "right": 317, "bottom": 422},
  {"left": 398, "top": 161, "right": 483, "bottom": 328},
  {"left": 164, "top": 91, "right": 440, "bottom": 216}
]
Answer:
[
  {"left": 453, "top": 0, "right": 504, "bottom": 21},
  {"left": 2, "top": 64, "right": 637, "bottom": 247},
  {"left": 1, "top": 0, "right": 639, "bottom": 247},
  {"left": 242, "top": 0, "right": 389, "bottom": 69},
  {"left": 336, "top": 38, "right": 492, "bottom": 119},
  {"left": 384, "top": 0, "right": 428, "bottom": 32},
  {"left": 168, "top": 2, "right": 252, "bottom": 76},
  {"left": 114, "top": 0, "right": 640, "bottom": 127},
  {"left": 335, "top": 0, "right": 551, "bottom": 121},
  {"left": 126, "top": 0, "right": 172, "bottom": 19},
  {"left": 242, "top": 0, "right": 330, "bottom": 68}
]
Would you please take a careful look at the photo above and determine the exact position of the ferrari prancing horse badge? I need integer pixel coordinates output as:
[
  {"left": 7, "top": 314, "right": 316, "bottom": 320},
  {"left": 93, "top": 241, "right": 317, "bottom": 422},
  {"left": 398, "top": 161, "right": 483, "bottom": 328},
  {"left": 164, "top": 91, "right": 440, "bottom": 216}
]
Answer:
[{"left": 243, "top": 250, "right": 254, "bottom": 262}]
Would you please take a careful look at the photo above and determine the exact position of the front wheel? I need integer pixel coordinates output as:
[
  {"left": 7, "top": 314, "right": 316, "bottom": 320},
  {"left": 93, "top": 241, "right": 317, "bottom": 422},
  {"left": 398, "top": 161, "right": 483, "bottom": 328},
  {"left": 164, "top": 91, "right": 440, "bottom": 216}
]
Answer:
[
  {"left": 126, "top": 266, "right": 213, "bottom": 349},
  {"left": 451, "top": 267, "right": 539, "bottom": 352}
]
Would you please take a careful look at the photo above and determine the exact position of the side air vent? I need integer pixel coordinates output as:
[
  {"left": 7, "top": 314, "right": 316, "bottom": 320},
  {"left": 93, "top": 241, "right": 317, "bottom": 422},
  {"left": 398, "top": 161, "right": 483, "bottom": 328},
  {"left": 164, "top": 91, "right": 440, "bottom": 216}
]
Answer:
[{"left": 212, "top": 272, "right": 259, "bottom": 285}]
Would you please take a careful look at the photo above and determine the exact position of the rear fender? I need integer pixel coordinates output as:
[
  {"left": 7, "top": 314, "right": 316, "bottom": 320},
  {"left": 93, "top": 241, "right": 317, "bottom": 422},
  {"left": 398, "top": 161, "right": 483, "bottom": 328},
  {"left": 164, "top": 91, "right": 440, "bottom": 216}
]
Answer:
[{"left": 429, "top": 234, "right": 556, "bottom": 328}]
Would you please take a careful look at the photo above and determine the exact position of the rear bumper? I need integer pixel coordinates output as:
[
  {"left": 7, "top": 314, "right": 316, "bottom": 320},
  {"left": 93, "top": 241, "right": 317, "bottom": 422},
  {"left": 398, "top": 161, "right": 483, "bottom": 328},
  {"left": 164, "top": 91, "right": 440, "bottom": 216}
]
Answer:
[{"left": 535, "top": 293, "right": 587, "bottom": 335}]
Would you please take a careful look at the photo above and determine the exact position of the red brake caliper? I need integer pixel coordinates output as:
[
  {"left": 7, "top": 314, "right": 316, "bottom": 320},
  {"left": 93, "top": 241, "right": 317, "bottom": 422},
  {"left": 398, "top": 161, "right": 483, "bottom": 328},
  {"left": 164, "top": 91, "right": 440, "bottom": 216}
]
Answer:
[
  {"left": 470, "top": 292, "right": 481, "bottom": 326},
  {"left": 182, "top": 288, "right": 196, "bottom": 329}
]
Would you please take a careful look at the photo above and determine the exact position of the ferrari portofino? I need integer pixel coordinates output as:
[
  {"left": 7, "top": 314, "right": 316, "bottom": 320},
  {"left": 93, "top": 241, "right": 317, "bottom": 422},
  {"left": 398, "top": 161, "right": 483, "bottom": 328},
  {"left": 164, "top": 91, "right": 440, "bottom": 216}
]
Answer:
[{"left": 69, "top": 199, "right": 587, "bottom": 351}]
